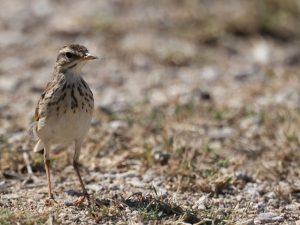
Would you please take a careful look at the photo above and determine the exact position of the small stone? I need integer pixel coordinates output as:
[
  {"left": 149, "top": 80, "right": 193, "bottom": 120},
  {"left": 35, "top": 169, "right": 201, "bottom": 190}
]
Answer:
[
  {"left": 132, "top": 54, "right": 150, "bottom": 69},
  {"left": 252, "top": 40, "right": 270, "bottom": 64},
  {"left": 199, "top": 91, "right": 211, "bottom": 101},
  {"left": 257, "top": 212, "right": 283, "bottom": 223},
  {"left": 244, "top": 183, "right": 260, "bottom": 199},
  {"left": 98, "top": 101, "right": 130, "bottom": 114},
  {"left": 268, "top": 199, "right": 279, "bottom": 208},
  {"left": 121, "top": 171, "right": 138, "bottom": 179},
  {"left": 3, "top": 193, "right": 19, "bottom": 199},
  {"left": 66, "top": 190, "right": 82, "bottom": 197},
  {"left": 8, "top": 131, "right": 27, "bottom": 144},
  {"left": 209, "top": 127, "right": 235, "bottom": 140},
  {"left": 255, "top": 202, "right": 266, "bottom": 213},
  {"left": 285, "top": 203, "right": 300, "bottom": 211},
  {"left": 127, "top": 177, "right": 144, "bottom": 188},
  {"left": 0, "top": 76, "right": 18, "bottom": 92},
  {"left": 153, "top": 150, "right": 170, "bottom": 165},
  {"left": 194, "top": 195, "right": 209, "bottom": 210},
  {"left": 264, "top": 192, "right": 276, "bottom": 199},
  {"left": 109, "top": 120, "right": 128, "bottom": 131},
  {"left": 64, "top": 200, "right": 74, "bottom": 207},
  {"left": 200, "top": 66, "right": 221, "bottom": 81},
  {"left": 86, "top": 183, "right": 101, "bottom": 192}
]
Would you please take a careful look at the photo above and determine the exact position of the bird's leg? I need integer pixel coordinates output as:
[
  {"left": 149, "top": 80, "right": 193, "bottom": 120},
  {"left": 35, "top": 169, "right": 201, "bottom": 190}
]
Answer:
[
  {"left": 73, "top": 139, "right": 90, "bottom": 205},
  {"left": 44, "top": 145, "right": 55, "bottom": 202}
]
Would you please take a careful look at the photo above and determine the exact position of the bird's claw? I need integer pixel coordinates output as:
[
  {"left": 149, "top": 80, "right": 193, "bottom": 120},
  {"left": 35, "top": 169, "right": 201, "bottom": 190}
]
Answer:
[
  {"left": 73, "top": 196, "right": 86, "bottom": 206},
  {"left": 44, "top": 197, "right": 56, "bottom": 206}
]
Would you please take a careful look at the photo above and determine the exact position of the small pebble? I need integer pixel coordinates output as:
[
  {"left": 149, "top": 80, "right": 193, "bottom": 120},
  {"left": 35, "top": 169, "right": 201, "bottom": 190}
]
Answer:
[
  {"left": 194, "top": 195, "right": 209, "bottom": 210},
  {"left": 255, "top": 202, "right": 266, "bottom": 213},
  {"left": 257, "top": 212, "right": 283, "bottom": 223},
  {"left": 109, "top": 120, "right": 128, "bottom": 131},
  {"left": 153, "top": 151, "right": 170, "bottom": 165},
  {"left": 64, "top": 200, "right": 74, "bottom": 207},
  {"left": 66, "top": 190, "right": 82, "bottom": 197}
]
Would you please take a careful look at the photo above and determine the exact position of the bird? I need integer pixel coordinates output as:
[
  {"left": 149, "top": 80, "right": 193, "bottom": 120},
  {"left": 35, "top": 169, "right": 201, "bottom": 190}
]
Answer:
[{"left": 32, "top": 44, "right": 97, "bottom": 205}]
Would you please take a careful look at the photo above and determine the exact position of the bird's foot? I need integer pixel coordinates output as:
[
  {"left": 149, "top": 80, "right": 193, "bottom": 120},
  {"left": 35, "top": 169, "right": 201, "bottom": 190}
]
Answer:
[
  {"left": 73, "top": 193, "right": 90, "bottom": 206},
  {"left": 44, "top": 196, "right": 56, "bottom": 206},
  {"left": 73, "top": 196, "right": 86, "bottom": 206}
]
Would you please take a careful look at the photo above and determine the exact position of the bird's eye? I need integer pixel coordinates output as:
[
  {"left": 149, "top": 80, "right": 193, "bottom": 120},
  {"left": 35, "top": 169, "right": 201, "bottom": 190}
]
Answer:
[{"left": 65, "top": 52, "right": 73, "bottom": 58}]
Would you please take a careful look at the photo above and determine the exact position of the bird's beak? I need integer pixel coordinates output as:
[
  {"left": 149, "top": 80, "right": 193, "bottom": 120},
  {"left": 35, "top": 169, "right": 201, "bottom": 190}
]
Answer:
[{"left": 83, "top": 53, "right": 98, "bottom": 60}]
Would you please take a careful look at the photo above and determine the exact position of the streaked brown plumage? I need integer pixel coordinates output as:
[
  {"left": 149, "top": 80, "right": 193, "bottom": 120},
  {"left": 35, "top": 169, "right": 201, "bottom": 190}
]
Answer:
[{"left": 32, "top": 44, "right": 97, "bottom": 204}]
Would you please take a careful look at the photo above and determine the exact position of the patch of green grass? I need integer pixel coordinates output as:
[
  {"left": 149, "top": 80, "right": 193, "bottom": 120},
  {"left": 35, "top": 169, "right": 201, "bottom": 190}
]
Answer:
[
  {"left": 205, "top": 155, "right": 231, "bottom": 179},
  {"left": 203, "top": 142, "right": 214, "bottom": 155},
  {"left": 181, "top": 159, "right": 196, "bottom": 172},
  {"left": 89, "top": 205, "right": 123, "bottom": 224},
  {"left": 202, "top": 169, "right": 215, "bottom": 178},
  {"left": 0, "top": 208, "right": 14, "bottom": 225},
  {"left": 286, "top": 131, "right": 299, "bottom": 143},
  {"left": 174, "top": 102, "right": 196, "bottom": 120},
  {"left": 255, "top": 0, "right": 300, "bottom": 40},
  {"left": 163, "top": 136, "right": 174, "bottom": 151},
  {"left": 212, "top": 108, "right": 237, "bottom": 122},
  {"left": 0, "top": 208, "right": 49, "bottom": 225},
  {"left": 89, "top": 192, "right": 199, "bottom": 223},
  {"left": 213, "top": 111, "right": 224, "bottom": 121},
  {"left": 214, "top": 157, "right": 230, "bottom": 169},
  {"left": 123, "top": 192, "right": 199, "bottom": 223}
]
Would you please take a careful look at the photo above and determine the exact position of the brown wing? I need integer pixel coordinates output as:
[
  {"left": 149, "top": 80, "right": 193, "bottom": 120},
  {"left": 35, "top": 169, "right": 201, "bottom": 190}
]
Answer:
[
  {"left": 34, "top": 98, "right": 41, "bottom": 121},
  {"left": 34, "top": 80, "right": 58, "bottom": 121}
]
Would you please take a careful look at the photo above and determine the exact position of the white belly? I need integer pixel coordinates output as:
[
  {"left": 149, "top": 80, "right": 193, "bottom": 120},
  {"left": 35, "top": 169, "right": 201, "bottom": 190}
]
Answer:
[
  {"left": 37, "top": 108, "right": 92, "bottom": 145},
  {"left": 37, "top": 87, "right": 93, "bottom": 145},
  {"left": 51, "top": 110, "right": 91, "bottom": 143}
]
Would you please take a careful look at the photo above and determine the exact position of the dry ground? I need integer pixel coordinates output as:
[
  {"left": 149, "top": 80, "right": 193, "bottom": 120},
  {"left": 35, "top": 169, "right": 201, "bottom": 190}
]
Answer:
[{"left": 1, "top": 0, "right": 300, "bottom": 224}]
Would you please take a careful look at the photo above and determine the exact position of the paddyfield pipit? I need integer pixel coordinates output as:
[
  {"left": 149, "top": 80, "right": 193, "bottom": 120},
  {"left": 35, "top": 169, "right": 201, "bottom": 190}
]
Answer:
[{"left": 32, "top": 44, "right": 97, "bottom": 204}]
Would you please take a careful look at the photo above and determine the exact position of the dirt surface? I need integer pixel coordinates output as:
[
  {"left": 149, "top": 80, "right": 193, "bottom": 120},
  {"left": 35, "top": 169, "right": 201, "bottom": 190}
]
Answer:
[{"left": 1, "top": 0, "right": 300, "bottom": 224}]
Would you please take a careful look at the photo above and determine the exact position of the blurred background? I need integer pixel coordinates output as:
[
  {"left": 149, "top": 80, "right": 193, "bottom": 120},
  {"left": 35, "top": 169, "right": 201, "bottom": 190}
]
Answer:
[{"left": 1, "top": 0, "right": 300, "bottom": 223}]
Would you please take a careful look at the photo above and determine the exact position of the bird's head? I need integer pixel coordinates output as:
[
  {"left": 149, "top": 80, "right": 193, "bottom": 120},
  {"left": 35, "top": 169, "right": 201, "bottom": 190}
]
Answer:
[{"left": 55, "top": 44, "right": 97, "bottom": 72}]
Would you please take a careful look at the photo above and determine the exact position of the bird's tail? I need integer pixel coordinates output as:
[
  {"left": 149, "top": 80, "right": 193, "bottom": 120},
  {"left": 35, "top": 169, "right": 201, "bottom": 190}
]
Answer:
[{"left": 33, "top": 139, "right": 44, "bottom": 153}]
